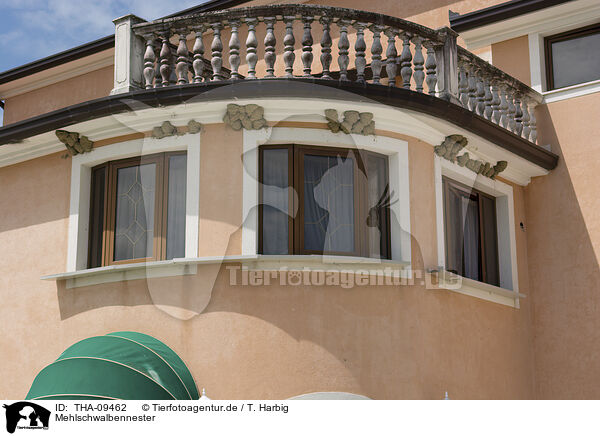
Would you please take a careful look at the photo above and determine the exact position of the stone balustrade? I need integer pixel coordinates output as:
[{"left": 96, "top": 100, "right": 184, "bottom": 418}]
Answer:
[{"left": 113, "top": 4, "right": 542, "bottom": 144}]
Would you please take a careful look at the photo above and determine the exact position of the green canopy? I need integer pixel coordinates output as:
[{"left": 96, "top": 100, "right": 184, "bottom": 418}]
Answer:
[{"left": 25, "top": 331, "right": 199, "bottom": 400}]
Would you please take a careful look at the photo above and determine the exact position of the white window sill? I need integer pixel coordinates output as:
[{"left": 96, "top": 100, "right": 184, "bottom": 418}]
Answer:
[
  {"left": 42, "top": 255, "right": 412, "bottom": 289},
  {"left": 542, "top": 79, "right": 600, "bottom": 103},
  {"left": 428, "top": 270, "right": 525, "bottom": 308}
]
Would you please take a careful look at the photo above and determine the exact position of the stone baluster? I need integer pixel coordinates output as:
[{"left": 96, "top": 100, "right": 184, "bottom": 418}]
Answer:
[
  {"left": 169, "top": 45, "right": 178, "bottom": 85},
  {"left": 246, "top": 18, "right": 259, "bottom": 79},
  {"left": 142, "top": 35, "right": 156, "bottom": 89},
  {"left": 176, "top": 31, "right": 190, "bottom": 85},
  {"left": 483, "top": 79, "right": 493, "bottom": 120},
  {"left": 354, "top": 22, "right": 367, "bottom": 83},
  {"left": 458, "top": 63, "right": 469, "bottom": 107},
  {"left": 153, "top": 43, "right": 161, "bottom": 87},
  {"left": 337, "top": 20, "right": 350, "bottom": 82},
  {"left": 301, "top": 17, "right": 314, "bottom": 77},
  {"left": 490, "top": 84, "right": 501, "bottom": 124},
  {"left": 319, "top": 17, "right": 333, "bottom": 79},
  {"left": 370, "top": 25, "right": 383, "bottom": 84},
  {"left": 467, "top": 69, "right": 478, "bottom": 112},
  {"left": 529, "top": 101, "right": 537, "bottom": 143},
  {"left": 192, "top": 27, "right": 205, "bottom": 83},
  {"left": 476, "top": 76, "right": 486, "bottom": 116},
  {"left": 507, "top": 92, "right": 516, "bottom": 132},
  {"left": 514, "top": 97, "right": 523, "bottom": 136},
  {"left": 159, "top": 32, "right": 172, "bottom": 87},
  {"left": 283, "top": 16, "right": 296, "bottom": 78},
  {"left": 412, "top": 36, "right": 425, "bottom": 92},
  {"left": 228, "top": 21, "right": 242, "bottom": 80},
  {"left": 211, "top": 22, "right": 223, "bottom": 81},
  {"left": 521, "top": 99, "right": 531, "bottom": 140},
  {"left": 399, "top": 32, "right": 413, "bottom": 89},
  {"left": 264, "top": 17, "right": 277, "bottom": 78},
  {"left": 499, "top": 87, "right": 509, "bottom": 128},
  {"left": 384, "top": 28, "right": 397, "bottom": 87},
  {"left": 424, "top": 42, "right": 437, "bottom": 96}
]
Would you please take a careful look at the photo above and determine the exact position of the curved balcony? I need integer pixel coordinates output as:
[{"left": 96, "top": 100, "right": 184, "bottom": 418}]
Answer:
[
  {"left": 126, "top": 4, "right": 541, "bottom": 143},
  {"left": 0, "top": 4, "right": 556, "bottom": 171}
]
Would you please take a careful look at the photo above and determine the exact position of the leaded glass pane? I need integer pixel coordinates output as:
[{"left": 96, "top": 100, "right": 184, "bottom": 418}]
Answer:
[{"left": 114, "top": 163, "right": 156, "bottom": 261}]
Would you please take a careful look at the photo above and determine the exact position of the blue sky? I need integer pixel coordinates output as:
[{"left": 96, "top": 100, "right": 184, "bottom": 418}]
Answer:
[
  {"left": 0, "top": 0, "right": 213, "bottom": 72},
  {"left": 0, "top": 0, "right": 209, "bottom": 123}
]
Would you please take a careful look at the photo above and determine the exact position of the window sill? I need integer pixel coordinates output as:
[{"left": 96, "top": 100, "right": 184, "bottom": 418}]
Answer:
[
  {"left": 42, "top": 255, "right": 412, "bottom": 289},
  {"left": 543, "top": 79, "right": 600, "bottom": 103},
  {"left": 428, "top": 270, "right": 525, "bottom": 308}
]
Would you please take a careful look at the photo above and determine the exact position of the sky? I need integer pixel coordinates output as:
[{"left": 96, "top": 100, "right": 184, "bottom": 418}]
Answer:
[
  {"left": 0, "top": 0, "right": 210, "bottom": 123},
  {"left": 0, "top": 0, "right": 211, "bottom": 72}
]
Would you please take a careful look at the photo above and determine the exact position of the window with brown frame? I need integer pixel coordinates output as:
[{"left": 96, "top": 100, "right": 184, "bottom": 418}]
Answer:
[
  {"left": 88, "top": 152, "right": 187, "bottom": 268},
  {"left": 544, "top": 23, "right": 600, "bottom": 90},
  {"left": 442, "top": 177, "right": 499, "bottom": 286},
  {"left": 258, "top": 144, "right": 391, "bottom": 259}
]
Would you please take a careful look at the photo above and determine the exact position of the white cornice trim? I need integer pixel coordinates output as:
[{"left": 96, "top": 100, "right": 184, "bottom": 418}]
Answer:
[
  {"left": 0, "top": 98, "right": 549, "bottom": 186},
  {"left": 459, "top": 0, "right": 600, "bottom": 50},
  {"left": 0, "top": 49, "right": 114, "bottom": 99}
]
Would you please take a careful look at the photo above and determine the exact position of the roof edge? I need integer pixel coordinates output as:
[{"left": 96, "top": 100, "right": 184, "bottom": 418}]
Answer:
[{"left": 449, "top": 0, "right": 574, "bottom": 33}]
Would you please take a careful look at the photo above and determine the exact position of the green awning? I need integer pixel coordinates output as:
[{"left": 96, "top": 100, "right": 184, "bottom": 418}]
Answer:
[{"left": 25, "top": 331, "right": 199, "bottom": 400}]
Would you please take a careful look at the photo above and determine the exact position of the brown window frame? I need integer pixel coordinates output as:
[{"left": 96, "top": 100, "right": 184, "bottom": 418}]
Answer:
[
  {"left": 442, "top": 176, "right": 499, "bottom": 286},
  {"left": 544, "top": 23, "right": 600, "bottom": 91},
  {"left": 258, "top": 144, "right": 391, "bottom": 259},
  {"left": 88, "top": 151, "right": 186, "bottom": 268}
]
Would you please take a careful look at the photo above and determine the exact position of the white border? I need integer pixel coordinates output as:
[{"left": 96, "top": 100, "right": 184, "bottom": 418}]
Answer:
[
  {"left": 66, "top": 133, "right": 200, "bottom": 272},
  {"left": 242, "top": 127, "right": 411, "bottom": 264},
  {"left": 434, "top": 156, "right": 520, "bottom": 307}
]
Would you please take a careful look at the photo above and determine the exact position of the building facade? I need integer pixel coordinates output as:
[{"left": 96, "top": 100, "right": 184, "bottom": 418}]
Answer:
[{"left": 0, "top": 0, "right": 598, "bottom": 399}]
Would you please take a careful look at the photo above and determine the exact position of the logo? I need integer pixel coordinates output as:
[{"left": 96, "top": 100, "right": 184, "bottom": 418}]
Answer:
[{"left": 3, "top": 402, "right": 50, "bottom": 434}]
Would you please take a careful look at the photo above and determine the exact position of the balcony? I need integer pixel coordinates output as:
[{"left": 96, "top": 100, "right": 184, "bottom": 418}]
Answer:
[
  {"left": 109, "top": 4, "right": 542, "bottom": 146},
  {"left": 0, "top": 4, "right": 557, "bottom": 175}
]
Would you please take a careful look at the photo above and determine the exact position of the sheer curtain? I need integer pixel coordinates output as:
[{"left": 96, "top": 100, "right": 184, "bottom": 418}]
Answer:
[
  {"left": 305, "top": 154, "right": 354, "bottom": 253},
  {"left": 261, "top": 149, "right": 289, "bottom": 254}
]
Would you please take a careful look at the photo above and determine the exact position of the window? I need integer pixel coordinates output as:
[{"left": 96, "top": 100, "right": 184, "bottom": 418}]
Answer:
[
  {"left": 442, "top": 177, "right": 499, "bottom": 286},
  {"left": 258, "top": 145, "right": 390, "bottom": 259},
  {"left": 88, "top": 152, "right": 187, "bottom": 267},
  {"left": 545, "top": 23, "right": 600, "bottom": 90}
]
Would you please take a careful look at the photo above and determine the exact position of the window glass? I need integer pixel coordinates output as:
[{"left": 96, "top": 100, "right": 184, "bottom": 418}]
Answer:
[
  {"left": 481, "top": 195, "right": 499, "bottom": 286},
  {"left": 88, "top": 166, "right": 106, "bottom": 268},
  {"left": 166, "top": 154, "right": 187, "bottom": 260},
  {"left": 259, "top": 145, "right": 390, "bottom": 259},
  {"left": 114, "top": 163, "right": 156, "bottom": 261},
  {"left": 367, "top": 155, "right": 389, "bottom": 259},
  {"left": 88, "top": 152, "right": 186, "bottom": 267},
  {"left": 547, "top": 26, "right": 600, "bottom": 90},
  {"left": 303, "top": 154, "right": 355, "bottom": 253},
  {"left": 261, "top": 148, "right": 289, "bottom": 255},
  {"left": 443, "top": 178, "right": 499, "bottom": 286}
]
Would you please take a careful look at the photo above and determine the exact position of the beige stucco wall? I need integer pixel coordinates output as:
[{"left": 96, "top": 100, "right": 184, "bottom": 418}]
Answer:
[
  {"left": 2, "top": 65, "right": 113, "bottom": 125},
  {"left": 526, "top": 93, "right": 600, "bottom": 398},
  {"left": 491, "top": 36, "right": 531, "bottom": 86},
  {"left": 0, "top": 122, "right": 536, "bottom": 399}
]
